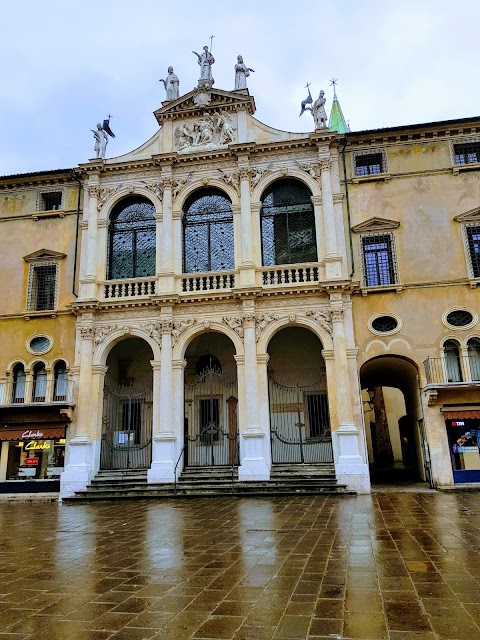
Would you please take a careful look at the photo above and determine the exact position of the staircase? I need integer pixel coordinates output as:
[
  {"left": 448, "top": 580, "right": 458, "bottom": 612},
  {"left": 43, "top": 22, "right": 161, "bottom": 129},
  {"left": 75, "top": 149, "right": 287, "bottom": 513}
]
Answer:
[{"left": 64, "top": 464, "right": 355, "bottom": 502}]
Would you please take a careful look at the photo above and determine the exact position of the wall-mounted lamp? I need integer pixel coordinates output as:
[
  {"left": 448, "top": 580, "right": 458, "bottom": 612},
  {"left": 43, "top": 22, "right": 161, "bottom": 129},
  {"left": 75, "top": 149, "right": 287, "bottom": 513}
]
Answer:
[{"left": 363, "top": 388, "right": 375, "bottom": 413}]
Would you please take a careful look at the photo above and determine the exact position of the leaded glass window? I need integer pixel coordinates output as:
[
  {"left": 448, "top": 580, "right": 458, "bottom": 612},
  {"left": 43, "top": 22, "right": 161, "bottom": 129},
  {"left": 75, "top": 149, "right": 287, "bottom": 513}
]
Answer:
[
  {"left": 361, "top": 233, "right": 398, "bottom": 287},
  {"left": 183, "top": 189, "right": 234, "bottom": 273},
  {"left": 260, "top": 179, "right": 317, "bottom": 266},
  {"left": 108, "top": 197, "right": 156, "bottom": 280}
]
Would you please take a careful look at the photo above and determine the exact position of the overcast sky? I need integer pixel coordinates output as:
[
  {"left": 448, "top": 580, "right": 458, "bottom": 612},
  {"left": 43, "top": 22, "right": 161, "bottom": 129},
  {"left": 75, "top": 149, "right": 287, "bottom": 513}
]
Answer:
[{"left": 1, "top": 0, "right": 479, "bottom": 176}]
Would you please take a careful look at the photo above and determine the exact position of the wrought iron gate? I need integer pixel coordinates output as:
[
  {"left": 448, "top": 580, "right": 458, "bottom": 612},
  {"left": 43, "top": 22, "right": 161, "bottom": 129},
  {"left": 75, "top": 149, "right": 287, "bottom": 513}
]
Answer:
[
  {"left": 185, "top": 366, "right": 238, "bottom": 467},
  {"left": 268, "top": 376, "right": 333, "bottom": 464},
  {"left": 100, "top": 384, "right": 153, "bottom": 470}
]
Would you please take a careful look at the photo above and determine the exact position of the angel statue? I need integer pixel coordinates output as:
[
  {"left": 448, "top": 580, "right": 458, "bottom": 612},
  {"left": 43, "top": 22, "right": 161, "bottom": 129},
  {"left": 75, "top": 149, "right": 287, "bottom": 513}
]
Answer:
[
  {"left": 91, "top": 116, "right": 115, "bottom": 160},
  {"left": 299, "top": 85, "right": 328, "bottom": 129},
  {"left": 160, "top": 66, "right": 179, "bottom": 101},
  {"left": 192, "top": 45, "right": 215, "bottom": 85}
]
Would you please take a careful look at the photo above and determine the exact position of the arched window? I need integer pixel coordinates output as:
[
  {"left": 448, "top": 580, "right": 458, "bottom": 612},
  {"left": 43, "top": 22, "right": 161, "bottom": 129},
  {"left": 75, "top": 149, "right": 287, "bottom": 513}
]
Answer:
[
  {"left": 108, "top": 196, "right": 156, "bottom": 279},
  {"left": 468, "top": 337, "right": 480, "bottom": 381},
  {"left": 32, "top": 362, "right": 47, "bottom": 402},
  {"left": 444, "top": 339, "right": 462, "bottom": 383},
  {"left": 183, "top": 188, "right": 234, "bottom": 273},
  {"left": 53, "top": 361, "right": 68, "bottom": 401},
  {"left": 260, "top": 179, "right": 317, "bottom": 266},
  {"left": 11, "top": 364, "right": 26, "bottom": 403}
]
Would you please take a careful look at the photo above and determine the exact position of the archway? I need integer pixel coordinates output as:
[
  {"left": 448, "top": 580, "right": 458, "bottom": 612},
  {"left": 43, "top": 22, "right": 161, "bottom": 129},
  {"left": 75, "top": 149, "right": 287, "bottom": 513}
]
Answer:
[
  {"left": 184, "top": 332, "right": 238, "bottom": 467},
  {"left": 267, "top": 326, "right": 333, "bottom": 464},
  {"left": 100, "top": 337, "right": 154, "bottom": 470},
  {"left": 360, "top": 355, "right": 427, "bottom": 484}
]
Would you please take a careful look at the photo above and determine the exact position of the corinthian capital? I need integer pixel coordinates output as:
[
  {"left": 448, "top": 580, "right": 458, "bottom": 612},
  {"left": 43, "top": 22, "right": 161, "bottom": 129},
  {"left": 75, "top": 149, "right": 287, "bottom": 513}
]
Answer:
[
  {"left": 319, "top": 158, "right": 332, "bottom": 172},
  {"left": 330, "top": 307, "right": 344, "bottom": 322}
]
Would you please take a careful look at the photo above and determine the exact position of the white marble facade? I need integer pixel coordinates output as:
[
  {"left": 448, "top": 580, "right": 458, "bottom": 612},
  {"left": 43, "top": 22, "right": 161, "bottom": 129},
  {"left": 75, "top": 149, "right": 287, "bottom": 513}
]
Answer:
[{"left": 60, "top": 86, "right": 370, "bottom": 498}]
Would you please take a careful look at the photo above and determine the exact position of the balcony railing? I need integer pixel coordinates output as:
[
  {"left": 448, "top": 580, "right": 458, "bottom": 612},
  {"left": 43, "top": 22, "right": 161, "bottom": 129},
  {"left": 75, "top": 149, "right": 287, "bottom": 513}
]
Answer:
[
  {"left": 424, "top": 356, "right": 480, "bottom": 386},
  {"left": 103, "top": 277, "right": 156, "bottom": 300},
  {"left": 0, "top": 380, "right": 75, "bottom": 406},
  {"left": 259, "top": 263, "right": 321, "bottom": 287},
  {"left": 180, "top": 271, "right": 236, "bottom": 293}
]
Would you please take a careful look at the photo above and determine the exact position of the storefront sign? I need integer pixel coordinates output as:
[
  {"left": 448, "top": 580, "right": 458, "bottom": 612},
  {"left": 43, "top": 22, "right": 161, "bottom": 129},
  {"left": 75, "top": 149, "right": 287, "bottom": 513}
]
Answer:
[
  {"left": 24, "top": 457, "right": 39, "bottom": 466},
  {"left": 24, "top": 440, "right": 50, "bottom": 451},
  {"left": 22, "top": 430, "right": 44, "bottom": 440}
]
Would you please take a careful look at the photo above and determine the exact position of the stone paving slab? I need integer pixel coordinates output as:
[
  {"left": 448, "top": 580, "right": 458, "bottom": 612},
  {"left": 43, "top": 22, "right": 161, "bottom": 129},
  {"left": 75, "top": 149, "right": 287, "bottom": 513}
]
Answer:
[{"left": 1, "top": 493, "right": 480, "bottom": 638}]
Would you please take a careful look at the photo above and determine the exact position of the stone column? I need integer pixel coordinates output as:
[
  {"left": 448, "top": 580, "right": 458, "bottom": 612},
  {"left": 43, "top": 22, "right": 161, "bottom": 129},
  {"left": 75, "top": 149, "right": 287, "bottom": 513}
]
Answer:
[
  {"left": 238, "top": 167, "right": 256, "bottom": 287},
  {"left": 172, "top": 210, "right": 183, "bottom": 276},
  {"left": 60, "top": 324, "right": 96, "bottom": 498},
  {"left": 159, "top": 177, "right": 175, "bottom": 293},
  {"left": 250, "top": 203, "right": 262, "bottom": 267},
  {"left": 257, "top": 353, "right": 272, "bottom": 471},
  {"left": 311, "top": 195, "right": 326, "bottom": 265},
  {"left": 82, "top": 185, "right": 100, "bottom": 299},
  {"left": 96, "top": 219, "right": 109, "bottom": 284},
  {"left": 238, "top": 303, "right": 269, "bottom": 480},
  {"left": 155, "top": 212, "right": 163, "bottom": 278},
  {"left": 232, "top": 205, "right": 242, "bottom": 271},
  {"left": 172, "top": 358, "right": 187, "bottom": 477},
  {"left": 330, "top": 304, "right": 370, "bottom": 492},
  {"left": 320, "top": 159, "right": 343, "bottom": 279},
  {"left": 148, "top": 318, "right": 176, "bottom": 482}
]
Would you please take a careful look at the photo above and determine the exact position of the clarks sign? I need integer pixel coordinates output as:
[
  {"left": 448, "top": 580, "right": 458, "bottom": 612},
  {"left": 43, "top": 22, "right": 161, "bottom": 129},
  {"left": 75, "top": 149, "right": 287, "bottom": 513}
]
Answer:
[{"left": 21, "top": 430, "right": 44, "bottom": 440}]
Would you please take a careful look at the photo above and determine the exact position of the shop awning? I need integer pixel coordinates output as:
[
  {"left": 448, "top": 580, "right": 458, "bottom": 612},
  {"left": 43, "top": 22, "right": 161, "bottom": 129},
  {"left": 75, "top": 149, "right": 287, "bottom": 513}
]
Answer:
[
  {"left": 443, "top": 410, "right": 480, "bottom": 420},
  {"left": 0, "top": 425, "right": 66, "bottom": 441}
]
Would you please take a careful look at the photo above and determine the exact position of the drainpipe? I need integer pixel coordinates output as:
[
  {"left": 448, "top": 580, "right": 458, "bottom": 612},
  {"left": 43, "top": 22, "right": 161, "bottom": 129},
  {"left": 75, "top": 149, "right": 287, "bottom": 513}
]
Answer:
[
  {"left": 341, "top": 135, "right": 355, "bottom": 277},
  {"left": 70, "top": 169, "right": 82, "bottom": 297}
]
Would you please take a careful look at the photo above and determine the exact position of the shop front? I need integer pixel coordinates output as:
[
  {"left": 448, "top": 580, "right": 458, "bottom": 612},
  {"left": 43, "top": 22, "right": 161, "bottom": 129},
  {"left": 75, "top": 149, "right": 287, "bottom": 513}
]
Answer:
[
  {"left": 444, "top": 408, "right": 480, "bottom": 484},
  {"left": 0, "top": 409, "right": 69, "bottom": 492}
]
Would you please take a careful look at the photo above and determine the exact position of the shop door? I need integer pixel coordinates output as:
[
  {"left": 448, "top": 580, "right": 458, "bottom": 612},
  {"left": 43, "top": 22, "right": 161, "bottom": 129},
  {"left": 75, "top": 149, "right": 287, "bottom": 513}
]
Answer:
[
  {"left": 268, "top": 376, "right": 333, "bottom": 464},
  {"left": 185, "top": 366, "right": 238, "bottom": 467},
  {"left": 100, "top": 385, "right": 153, "bottom": 470}
]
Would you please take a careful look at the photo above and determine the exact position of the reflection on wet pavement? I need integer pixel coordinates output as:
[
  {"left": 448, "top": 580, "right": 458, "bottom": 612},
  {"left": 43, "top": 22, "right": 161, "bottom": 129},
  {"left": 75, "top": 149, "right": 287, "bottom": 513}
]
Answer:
[{"left": 2, "top": 493, "right": 480, "bottom": 638}]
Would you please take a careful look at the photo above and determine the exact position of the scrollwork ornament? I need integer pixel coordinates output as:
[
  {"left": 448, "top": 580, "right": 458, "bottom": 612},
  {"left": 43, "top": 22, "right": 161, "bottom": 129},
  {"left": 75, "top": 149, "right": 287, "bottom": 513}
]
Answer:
[
  {"left": 306, "top": 309, "right": 333, "bottom": 336},
  {"left": 223, "top": 316, "right": 243, "bottom": 338},
  {"left": 171, "top": 318, "right": 196, "bottom": 345}
]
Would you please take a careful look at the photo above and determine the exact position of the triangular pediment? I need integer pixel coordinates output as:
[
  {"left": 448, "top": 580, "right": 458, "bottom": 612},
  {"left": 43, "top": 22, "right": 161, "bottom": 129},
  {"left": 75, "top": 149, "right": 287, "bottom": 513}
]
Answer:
[
  {"left": 154, "top": 88, "right": 255, "bottom": 126},
  {"left": 351, "top": 217, "right": 400, "bottom": 233},
  {"left": 454, "top": 207, "right": 480, "bottom": 223},
  {"left": 23, "top": 249, "right": 66, "bottom": 263}
]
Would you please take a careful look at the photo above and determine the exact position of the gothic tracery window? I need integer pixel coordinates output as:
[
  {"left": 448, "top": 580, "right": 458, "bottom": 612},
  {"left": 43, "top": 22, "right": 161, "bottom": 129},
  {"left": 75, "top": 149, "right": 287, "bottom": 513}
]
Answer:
[
  {"left": 260, "top": 179, "right": 317, "bottom": 266},
  {"left": 108, "top": 197, "right": 156, "bottom": 280},
  {"left": 183, "top": 188, "right": 234, "bottom": 273}
]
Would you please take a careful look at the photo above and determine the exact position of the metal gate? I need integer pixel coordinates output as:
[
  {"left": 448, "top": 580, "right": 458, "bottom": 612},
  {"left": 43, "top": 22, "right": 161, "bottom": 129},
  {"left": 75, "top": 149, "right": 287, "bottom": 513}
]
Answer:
[
  {"left": 268, "top": 375, "right": 333, "bottom": 464},
  {"left": 185, "top": 366, "right": 238, "bottom": 467},
  {"left": 100, "top": 384, "right": 153, "bottom": 470}
]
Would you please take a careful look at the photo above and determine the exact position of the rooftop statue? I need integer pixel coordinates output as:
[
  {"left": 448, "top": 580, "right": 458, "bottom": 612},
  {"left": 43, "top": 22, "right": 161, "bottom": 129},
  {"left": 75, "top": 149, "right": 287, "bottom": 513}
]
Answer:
[
  {"left": 234, "top": 55, "right": 255, "bottom": 90},
  {"left": 299, "top": 85, "right": 328, "bottom": 130},
  {"left": 192, "top": 45, "right": 215, "bottom": 87},
  {"left": 91, "top": 117, "right": 115, "bottom": 160},
  {"left": 160, "top": 66, "right": 179, "bottom": 101}
]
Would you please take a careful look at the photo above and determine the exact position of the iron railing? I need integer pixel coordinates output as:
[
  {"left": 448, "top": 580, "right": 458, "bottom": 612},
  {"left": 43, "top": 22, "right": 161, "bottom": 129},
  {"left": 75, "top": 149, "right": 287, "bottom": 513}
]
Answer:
[{"left": 424, "top": 355, "right": 480, "bottom": 385}]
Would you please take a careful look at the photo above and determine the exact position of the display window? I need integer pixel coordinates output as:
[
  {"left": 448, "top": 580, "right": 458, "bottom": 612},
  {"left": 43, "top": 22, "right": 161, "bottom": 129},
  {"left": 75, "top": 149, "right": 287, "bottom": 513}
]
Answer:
[
  {"left": 6, "top": 439, "right": 65, "bottom": 481},
  {"left": 446, "top": 418, "right": 480, "bottom": 483}
]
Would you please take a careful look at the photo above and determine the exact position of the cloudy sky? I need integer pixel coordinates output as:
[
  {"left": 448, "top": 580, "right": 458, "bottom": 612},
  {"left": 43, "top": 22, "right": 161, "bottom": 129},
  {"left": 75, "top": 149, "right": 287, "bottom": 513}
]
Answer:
[{"left": 1, "top": 0, "right": 479, "bottom": 176}]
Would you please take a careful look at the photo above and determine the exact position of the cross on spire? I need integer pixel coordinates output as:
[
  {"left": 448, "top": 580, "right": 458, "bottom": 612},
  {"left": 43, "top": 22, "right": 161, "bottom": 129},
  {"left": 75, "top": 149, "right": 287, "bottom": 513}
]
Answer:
[
  {"left": 209, "top": 34, "right": 215, "bottom": 52},
  {"left": 330, "top": 78, "right": 338, "bottom": 98}
]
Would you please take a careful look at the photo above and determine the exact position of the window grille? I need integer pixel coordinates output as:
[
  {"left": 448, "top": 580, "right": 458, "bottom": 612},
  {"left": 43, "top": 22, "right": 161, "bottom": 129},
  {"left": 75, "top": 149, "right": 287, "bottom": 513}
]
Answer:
[
  {"left": 183, "top": 188, "right": 234, "bottom": 273},
  {"left": 465, "top": 224, "right": 480, "bottom": 278},
  {"left": 371, "top": 315, "right": 398, "bottom": 332},
  {"left": 108, "top": 197, "right": 156, "bottom": 279},
  {"left": 361, "top": 233, "right": 398, "bottom": 287},
  {"left": 53, "top": 361, "right": 68, "bottom": 401},
  {"left": 11, "top": 364, "right": 26, "bottom": 403},
  {"left": 446, "top": 310, "right": 474, "bottom": 328},
  {"left": 453, "top": 141, "right": 480, "bottom": 165},
  {"left": 32, "top": 363, "right": 47, "bottom": 402},
  {"left": 354, "top": 151, "right": 385, "bottom": 176},
  {"left": 27, "top": 262, "right": 58, "bottom": 311},
  {"left": 260, "top": 179, "right": 317, "bottom": 266},
  {"left": 40, "top": 191, "right": 63, "bottom": 211}
]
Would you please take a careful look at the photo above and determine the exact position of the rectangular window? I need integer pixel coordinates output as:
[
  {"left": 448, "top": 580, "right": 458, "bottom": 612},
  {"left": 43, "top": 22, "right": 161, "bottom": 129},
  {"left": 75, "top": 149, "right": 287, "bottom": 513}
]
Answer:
[
  {"left": 465, "top": 224, "right": 480, "bottom": 278},
  {"left": 453, "top": 142, "right": 480, "bottom": 166},
  {"left": 27, "top": 263, "right": 58, "bottom": 311},
  {"left": 354, "top": 152, "right": 385, "bottom": 176},
  {"left": 39, "top": 191, "right": 63, "bottom": 211},
  {"left": 361, "top": 233, "right": 397, "bottom": 287}
]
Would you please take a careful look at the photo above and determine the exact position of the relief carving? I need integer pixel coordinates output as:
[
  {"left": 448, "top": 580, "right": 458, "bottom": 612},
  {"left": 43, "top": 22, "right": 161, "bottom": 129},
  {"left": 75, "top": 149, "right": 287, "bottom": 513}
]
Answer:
[
  {"left": 306, "top": 309, "right": 333, "bottom": 336},
  {"left": 174, "top": 110, "right": 236, "bottom": 151},
  {"left": 171, "top": 318, "right": 196, "bottom": 345},
  {"left": 223, "top": 316, "right": 243, "bottom": 338},
  {"left": 217, "top": 169, "right": 239, "bottom": 195},
  {"left": 79, "top": 326, "right": 95, "bottom": 339},
  {"left": 255, "top": 313, "right": 279, "bottom": 341}
]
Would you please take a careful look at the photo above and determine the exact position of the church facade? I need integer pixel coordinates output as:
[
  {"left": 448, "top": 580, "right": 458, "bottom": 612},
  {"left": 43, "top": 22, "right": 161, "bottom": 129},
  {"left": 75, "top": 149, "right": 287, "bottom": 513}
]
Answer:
[{"left": 1, "top": 60, "right": 480, "bottom": 498}]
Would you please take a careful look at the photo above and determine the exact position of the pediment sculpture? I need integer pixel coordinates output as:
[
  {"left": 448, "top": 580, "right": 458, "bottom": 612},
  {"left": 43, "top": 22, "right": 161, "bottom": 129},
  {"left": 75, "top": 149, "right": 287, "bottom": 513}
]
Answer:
[{"left": 174, "top": 110, "right": 236, "bottom": 151}]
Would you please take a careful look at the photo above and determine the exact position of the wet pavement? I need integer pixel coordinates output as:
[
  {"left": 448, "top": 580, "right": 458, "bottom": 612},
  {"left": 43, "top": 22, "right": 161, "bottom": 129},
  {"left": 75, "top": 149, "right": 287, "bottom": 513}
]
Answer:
[{"left": 2, "top": 494, "right": 480, "bottom": 639}]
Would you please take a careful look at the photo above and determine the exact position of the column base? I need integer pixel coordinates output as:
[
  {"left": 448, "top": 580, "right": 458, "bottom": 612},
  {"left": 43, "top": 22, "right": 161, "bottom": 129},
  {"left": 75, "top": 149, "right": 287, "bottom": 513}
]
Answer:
[
  {"left": 335, "top": 463, "right": 371, "bottom": 494},
  {"left": 239, "top": 430, "right": 270, "bottom": 481},
  {"left": 148, "top": 433, "right": 177, "bottom": 483},
  {"left": 60, "top": 436, "right": 98, "bottom": 498}
]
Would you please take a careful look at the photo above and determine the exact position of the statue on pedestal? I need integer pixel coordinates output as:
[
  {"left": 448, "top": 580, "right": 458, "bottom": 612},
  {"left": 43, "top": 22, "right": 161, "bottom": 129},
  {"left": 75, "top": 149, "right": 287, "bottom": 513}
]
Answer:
[
  {"left": 160, "top": 67, "right": 179, "bottom": 101},
  {"left": 192, "top": 45, "right": 215, "bottom": 88},
  {"left": 299, "top": 84, "right": 328, "bottom": 130},
  {"left": 234, "top": 55, "right": 255, "bottom": 90},
  {"left": 91, "top": 117, "right": 115, "bottom": 160}
]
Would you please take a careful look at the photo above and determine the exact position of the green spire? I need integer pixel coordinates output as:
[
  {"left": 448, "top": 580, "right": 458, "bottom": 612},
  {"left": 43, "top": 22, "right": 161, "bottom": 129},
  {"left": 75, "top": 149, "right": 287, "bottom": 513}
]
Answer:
[{"left": 328, "top": 79, "right": 348, "bottom": 134}]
